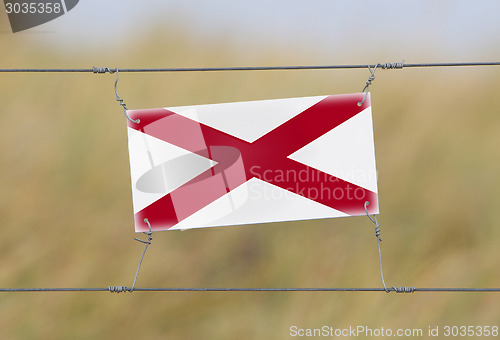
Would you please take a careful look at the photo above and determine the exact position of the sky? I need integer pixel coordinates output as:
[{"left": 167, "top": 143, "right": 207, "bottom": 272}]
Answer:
[{"left": 2, "top": 0, "right": 500, "bottom": 62}]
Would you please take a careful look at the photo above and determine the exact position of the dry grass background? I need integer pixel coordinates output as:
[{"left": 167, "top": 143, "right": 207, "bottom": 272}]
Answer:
[{"left": 0, "top": 15, "right": 499, "bottom": 340}]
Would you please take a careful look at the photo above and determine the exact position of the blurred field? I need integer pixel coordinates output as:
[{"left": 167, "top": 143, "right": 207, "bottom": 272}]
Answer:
[{"left": 1, "top": 17, "right": 500, "bottom": 340}]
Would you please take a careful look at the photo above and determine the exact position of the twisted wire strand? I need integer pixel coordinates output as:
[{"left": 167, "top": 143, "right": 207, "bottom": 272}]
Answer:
[
  {"left": 1, "top": 61, "right": 499, "bottom": 73},
  {"left": 130, "top": 218, "right": 154, "bottom": 292},
  {"left": 112, "top": 68, "right": 140, "bottom": 124},
  {"left": 108, "top": 286, "right": 128, "bottom": 294},
  {"left": 92, "top": 67, "right": 114, "bottom": 74},
  {"left": 392, "top": 286, "right": 416, "bottom": 293},
  {"left": 357, "top": 63, "right": 382, "bottom": 106},
  {"left": 364, "top": 201, "right": 389, "bottom": 292},
  {"left": 93, "top": 67, "right": 139, "bottom": 123},
  {"left": 364, "top": 201, "right": 415, "bottom": 294},
  {"left": 107, "top": 218, "right": 154, "bottom": 293},
  {"left": 380, "top": 61, "right": 404, "bottom": 69},
  {"left": 0, "top": 287, "right": 499, "bottom": 293}
]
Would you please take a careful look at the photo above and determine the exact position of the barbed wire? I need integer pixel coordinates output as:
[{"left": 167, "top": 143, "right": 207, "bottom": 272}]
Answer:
[
  {"left": 0, "top": 60, "right": 499, "bottom": 294},
  {"left": 0, "top": 61, "right": 499, "bottom": 73},
  {"left": 0, "top": 287, "right": 499, "bottom": 293}
]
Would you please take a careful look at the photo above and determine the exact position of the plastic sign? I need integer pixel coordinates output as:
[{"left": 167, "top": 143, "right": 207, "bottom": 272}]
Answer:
[{"left": 126, "top": 93, "right": 378, "bottom": 232}]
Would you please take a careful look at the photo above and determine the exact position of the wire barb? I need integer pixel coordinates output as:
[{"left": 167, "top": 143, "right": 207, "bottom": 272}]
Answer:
[
  {"left": 391, "top": 286, "right": 415, "bottom": 293},
  {"left": 92, "top": 67, "right": 115, "bottom": 74},
  {"left": 108, "top": 286, "right": 129, "bottom": 293},
  {"left": 380, "top": 61, "right": 404, "bottom": 69}
]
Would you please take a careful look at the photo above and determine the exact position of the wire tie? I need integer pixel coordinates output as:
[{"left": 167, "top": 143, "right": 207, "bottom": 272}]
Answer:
[
  {"left": 92, "top": 67, "right": 115, "bottom": 74},
  {"left": 391, "top": 286, "right": 416, "bottom": 293},
  {"left": 357, "top": 64, "right": 378, "bottom": 106},
  {"left": 113, "top": 68, "right": 140, "bottom": 124},
  {"left": 380, "top": 60, "right": 405, "bottom": 69},
  {"left": 109, "top": 219, "right": 153, "bottom": 294},
  {"left": 93, "top": 66, "right": 139, "bottom": 123},
  {"left": 357, "top": 60, "right": 404, "bottom": 106},
  {"left": 108, "top": 286, "right": 129, "bottom": 293},
  {"left": 364, "top": 201, "right": 389, "bottom": 292},
  {"left": 365, "top": 201, "right": 415, "bottom": 294},
  {"left": 129, "top": 218, "right": 154, "bottom": 293}
]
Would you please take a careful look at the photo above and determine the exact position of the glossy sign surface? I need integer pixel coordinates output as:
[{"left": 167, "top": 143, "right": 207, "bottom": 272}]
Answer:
[{"left": 127, "top": 93, "right": 378, "bottom": 232}]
